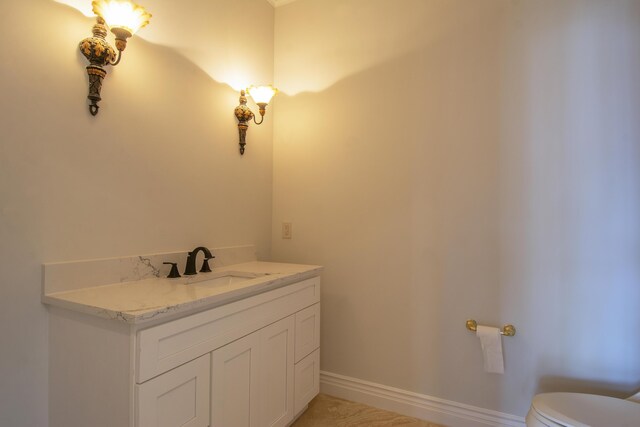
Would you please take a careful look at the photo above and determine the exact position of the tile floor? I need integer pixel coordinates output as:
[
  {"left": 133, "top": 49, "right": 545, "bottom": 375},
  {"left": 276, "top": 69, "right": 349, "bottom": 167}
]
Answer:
[{"left": 291, "top": 394, "right": 443, "bottom": 426}]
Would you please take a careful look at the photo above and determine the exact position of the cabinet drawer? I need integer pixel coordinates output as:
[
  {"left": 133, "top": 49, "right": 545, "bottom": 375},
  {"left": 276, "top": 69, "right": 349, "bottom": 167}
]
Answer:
[
  {"left": 137, "top": 277, "right": 320, "bottom": 383},
  {"left": 136, "top": 353, "right": 210, "bottom": 427},
  {"left": 294, "top": 303, "right": 320, "bottom": 363},
  {"left": 294, "top": 349, "right": 320, "bottom": 415}
]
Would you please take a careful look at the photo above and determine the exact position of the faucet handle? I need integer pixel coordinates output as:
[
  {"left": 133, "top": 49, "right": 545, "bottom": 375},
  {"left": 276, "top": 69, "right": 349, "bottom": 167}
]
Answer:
[
  {"left": 163, "top": 262, "right": 181, "bottom": 278},
  {"left": 200, "top": 256, "right": 215, "bottom": 273}
]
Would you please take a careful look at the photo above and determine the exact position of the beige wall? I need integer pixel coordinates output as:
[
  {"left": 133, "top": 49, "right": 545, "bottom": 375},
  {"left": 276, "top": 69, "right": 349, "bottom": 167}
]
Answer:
[
  {"left": 0, "top": 1, "right": 274, "bottom": 425},
  {"left": 273, "top": 0, "right": 640, "bottom": 416},
  {"left": 3, "top": 0, "right": 640, "bottom": 424}
]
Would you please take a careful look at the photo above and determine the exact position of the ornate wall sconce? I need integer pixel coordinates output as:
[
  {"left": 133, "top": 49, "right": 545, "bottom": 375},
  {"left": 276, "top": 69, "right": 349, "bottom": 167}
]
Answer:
[
  {"left": 234, "top": 85, "right": 278, "bottom": 155},
  {"left": 79, "top": 0, "right": 151, "bottom": 116}
]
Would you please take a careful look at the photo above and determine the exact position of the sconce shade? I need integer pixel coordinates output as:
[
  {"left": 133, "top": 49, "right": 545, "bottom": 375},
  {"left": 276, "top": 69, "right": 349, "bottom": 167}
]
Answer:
[
  {"left": 247, "top": 85, "right": 278, "bottom": 105},
  {"left": 92, "top": 0, "right": 151, "bottom": 36}
]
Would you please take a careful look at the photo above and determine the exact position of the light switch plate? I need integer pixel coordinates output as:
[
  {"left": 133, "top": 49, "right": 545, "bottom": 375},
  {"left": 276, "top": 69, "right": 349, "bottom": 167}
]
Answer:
[{"left": 282, "top": 222, "right": 292, "bottom": 239}]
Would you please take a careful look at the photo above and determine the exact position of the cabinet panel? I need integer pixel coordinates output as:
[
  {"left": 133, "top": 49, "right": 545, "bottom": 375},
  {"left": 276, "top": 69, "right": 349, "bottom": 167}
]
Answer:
[
  {"left": 294, "top": 349, "right": 320, "bottom": 415},
  {"left": 136, "top": 354, "right": 210, "bottom": 427},
  {"left": 260, "top": 316, "right": 295, "bottom": 427},
  {"left": 211, "top": 332, "right": 261, "bottom": 427},
  {"left": 138, "top": 277, "right": 320, "bottom": 383},
  {"left": 294, "top": 303, "right": 320, "bottom": 363}
]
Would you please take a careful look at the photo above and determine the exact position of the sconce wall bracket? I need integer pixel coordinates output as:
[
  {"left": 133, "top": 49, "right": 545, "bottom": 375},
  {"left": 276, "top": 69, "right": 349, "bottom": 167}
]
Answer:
[
  {"left": 79, "top": 18, "right": 118, "bottom": 116},
  {"left": 85, "top": 65, "right": 107, "bottom": 116},
  {"left": 234, "top": 90, "right": 254, "bottom": 155}
]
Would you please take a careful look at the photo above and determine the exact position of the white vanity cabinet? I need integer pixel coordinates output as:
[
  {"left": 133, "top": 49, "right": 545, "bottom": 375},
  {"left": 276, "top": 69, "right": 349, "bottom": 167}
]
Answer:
[{"left": 48, "top": 275, "right": 321, "bottom": 427}]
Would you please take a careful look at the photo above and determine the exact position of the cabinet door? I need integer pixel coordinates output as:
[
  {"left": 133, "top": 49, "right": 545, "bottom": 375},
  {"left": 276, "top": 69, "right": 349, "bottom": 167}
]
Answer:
[
  {"left": 136, "top": 354, "right": 210, "bottom": 427},
  {"left": 294, "top": 303, "right": 320, "bottom": 363},
  {"left": 294, "top": 349, "right": 320, "bottom": 415},
  {"left": 260, "top": 316, "right": 295, "bottom": 427},
  {"left": 211, "top": 332, "right": 261, "bottom": 427}
]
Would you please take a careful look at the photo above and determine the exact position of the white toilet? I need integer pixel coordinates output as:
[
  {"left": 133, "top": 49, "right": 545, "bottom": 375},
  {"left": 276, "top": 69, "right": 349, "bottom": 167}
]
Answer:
[{"left": 526, "top": 391, "right": 640, "bottom": 426}]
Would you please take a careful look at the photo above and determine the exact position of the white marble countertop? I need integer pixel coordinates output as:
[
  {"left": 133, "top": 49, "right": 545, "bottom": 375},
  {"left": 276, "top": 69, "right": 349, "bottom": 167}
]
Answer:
[{"left": 42, "top": 261, "right": 322, "bottom": 324}]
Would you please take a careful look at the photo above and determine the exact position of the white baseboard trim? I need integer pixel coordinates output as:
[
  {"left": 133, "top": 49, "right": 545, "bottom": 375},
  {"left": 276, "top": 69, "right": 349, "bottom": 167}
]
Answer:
[{"left": 320, "top": 371, "right": 526, "bottom": 427}]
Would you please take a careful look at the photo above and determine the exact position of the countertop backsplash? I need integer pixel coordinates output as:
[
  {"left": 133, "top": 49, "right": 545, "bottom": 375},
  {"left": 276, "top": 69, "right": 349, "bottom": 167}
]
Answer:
[{"left": 42, "top": 245, "right": 257, "bottom": 295}]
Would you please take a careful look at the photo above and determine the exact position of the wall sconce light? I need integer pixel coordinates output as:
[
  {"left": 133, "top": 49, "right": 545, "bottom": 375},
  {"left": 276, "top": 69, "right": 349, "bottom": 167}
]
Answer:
[
  {"left": 234, "top": 85, "right": 278, "bottom": 155},
  {"left": 79, "top": 0, "right": 151, "bottom": 116}
]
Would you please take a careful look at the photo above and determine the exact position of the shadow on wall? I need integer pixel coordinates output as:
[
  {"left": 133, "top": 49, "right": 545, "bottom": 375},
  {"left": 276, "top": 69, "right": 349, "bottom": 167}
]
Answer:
[
  {"left": 54, "top": 0, "right": 275, "bottom": 92},
  {"left": 271, "top": 0, "right": 640, "bottom": 417},
  {"left": 274, "top": 0, "right": 511, "bottom": 96}
]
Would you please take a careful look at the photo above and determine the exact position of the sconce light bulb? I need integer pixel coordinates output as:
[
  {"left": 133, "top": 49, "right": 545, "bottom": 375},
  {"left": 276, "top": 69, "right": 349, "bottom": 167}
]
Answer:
[{"left": 247, "top": 85, "right": 278, "bottom": 105}]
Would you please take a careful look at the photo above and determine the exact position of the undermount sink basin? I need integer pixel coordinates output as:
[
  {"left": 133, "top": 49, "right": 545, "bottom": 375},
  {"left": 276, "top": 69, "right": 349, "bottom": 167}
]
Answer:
[{"left": 191, "top": 272, "right": 264, "bottom": 289}]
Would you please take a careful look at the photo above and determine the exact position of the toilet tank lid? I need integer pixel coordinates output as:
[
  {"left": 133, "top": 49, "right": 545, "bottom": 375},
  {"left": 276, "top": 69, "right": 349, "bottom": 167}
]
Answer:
[{"left": 532, "top": 392, "right": 640, "bottom": 427}]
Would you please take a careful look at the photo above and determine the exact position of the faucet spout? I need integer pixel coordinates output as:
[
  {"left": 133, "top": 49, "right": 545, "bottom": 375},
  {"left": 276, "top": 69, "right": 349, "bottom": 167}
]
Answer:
[{"left": 184, "top": 246, "right": 214, "bottom": 275}]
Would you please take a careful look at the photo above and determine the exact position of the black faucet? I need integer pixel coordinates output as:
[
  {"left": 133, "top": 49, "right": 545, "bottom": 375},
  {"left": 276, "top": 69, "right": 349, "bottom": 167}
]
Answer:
[{"left": 184, "top": 246, "right": 215, "bottom": 276}]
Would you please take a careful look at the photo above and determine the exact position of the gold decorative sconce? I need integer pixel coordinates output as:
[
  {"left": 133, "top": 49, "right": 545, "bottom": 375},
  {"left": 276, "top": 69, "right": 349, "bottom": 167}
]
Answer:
[
  {"left": 79, "top": 0, "right": 151, "bottom": 115},
  {"left": 234, "top": 85, "right": 278, "bottom": 155}
]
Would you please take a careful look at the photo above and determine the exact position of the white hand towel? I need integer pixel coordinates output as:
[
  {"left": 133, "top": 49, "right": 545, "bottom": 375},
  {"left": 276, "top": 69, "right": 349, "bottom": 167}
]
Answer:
[{"left": 476, "top": 325, "right": 504, "bottom": 374}]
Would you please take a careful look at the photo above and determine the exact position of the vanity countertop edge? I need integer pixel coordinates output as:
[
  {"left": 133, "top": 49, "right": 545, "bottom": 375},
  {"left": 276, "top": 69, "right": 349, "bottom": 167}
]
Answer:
[{"left": 42, "top": 261, "right": 323, "bottom": 325}]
